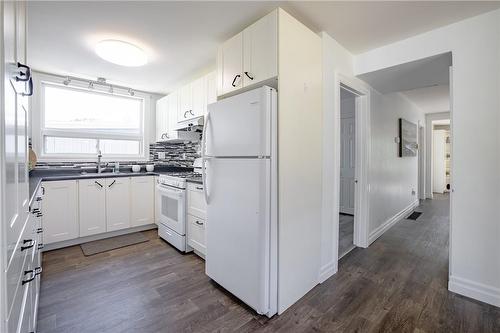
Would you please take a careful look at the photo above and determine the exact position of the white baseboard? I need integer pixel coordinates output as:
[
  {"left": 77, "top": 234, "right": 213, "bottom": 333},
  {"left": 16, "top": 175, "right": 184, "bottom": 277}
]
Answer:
[
  {"left": 319, "top": 261, "right": 337, "bottom": 283},
  {"left": 368, "top": 200, "right": 419, "bottom": 245},
  {"left": 449, "top": 275, "right": 500, "bottom": 308}
]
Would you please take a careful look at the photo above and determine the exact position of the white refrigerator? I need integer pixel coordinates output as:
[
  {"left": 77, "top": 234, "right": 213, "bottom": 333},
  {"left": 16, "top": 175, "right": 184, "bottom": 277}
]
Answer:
[{"left": 202, "top": 86, "right": 278, "bottom": 317}]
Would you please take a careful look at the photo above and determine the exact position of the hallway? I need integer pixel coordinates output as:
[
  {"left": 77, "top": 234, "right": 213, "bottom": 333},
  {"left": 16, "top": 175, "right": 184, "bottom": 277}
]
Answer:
[{"left": 38, "top": 194, "right": 500, "bottom": 332}]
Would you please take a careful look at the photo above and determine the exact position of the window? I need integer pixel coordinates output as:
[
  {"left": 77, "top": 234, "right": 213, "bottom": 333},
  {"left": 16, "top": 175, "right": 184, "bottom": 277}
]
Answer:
[{"left": 38, "top": 81, "right": 148, "bottom": 160}]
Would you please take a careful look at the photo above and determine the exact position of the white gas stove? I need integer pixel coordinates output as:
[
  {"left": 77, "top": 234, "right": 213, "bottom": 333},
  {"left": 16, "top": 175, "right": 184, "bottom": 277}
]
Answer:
[{"left": 156, "top": 161, "right": 203, "bottom": 252}]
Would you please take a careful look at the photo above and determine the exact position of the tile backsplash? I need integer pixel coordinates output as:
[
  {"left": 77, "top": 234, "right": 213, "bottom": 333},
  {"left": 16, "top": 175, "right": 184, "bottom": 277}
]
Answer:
[
  {"left": 149, "top": 141, "right": 200, "bottom": 167},
  {"left": 34, "top": 141, "right": 200, "bottom": 169}
]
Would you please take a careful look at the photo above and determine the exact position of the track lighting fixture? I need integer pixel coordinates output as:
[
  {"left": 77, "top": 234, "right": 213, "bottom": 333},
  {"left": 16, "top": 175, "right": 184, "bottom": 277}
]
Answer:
[{"left": 63, "top": 77, "right": 71, "bottom": 85}]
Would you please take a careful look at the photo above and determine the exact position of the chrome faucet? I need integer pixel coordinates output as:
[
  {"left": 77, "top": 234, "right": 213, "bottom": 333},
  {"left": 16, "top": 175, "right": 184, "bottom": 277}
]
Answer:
[{"left": 97, "top": 150, "right": 103, "bottom": 173}]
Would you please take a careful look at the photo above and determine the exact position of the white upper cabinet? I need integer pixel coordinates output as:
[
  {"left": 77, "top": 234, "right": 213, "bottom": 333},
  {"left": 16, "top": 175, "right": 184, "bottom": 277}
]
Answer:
[
  {"left": 206, "top": 71, "right": 217, "bottom": 110},
  {"left": 217, "top": 10, "right": 278, "bottom": 97},
  {"left": 156, "top": 93, "right": 181, "bottom": 141},
  {"left": 155, "top": 96, "right": 169, "bottom": 141},
  {"left": 191, "top": 76, "right": 206, "bottom": 118},
  {"left": 79, "top": 178, "right": 106, "bottom": 237},
  {"left": 41, "top": 180, "right": 79, "bottom": 244},
  {"left": 105, "top": 178, "right": 131, "bottom": 232},
  {"left": 167, "top": 92, "right": 180, "bottom": 139},
  {"left": 130, "top": 176, "right": 155, "bottom": 227},
  {"left": 178, "top": 83, "right": 193, "bottom": 121},
  {"left": 243, "top": 10, "right": 278, "bottom": 87},
  {"left": 155, "top": 71, "right": 216, "bottom": 140},
  {"left": 217, "top": 32, "right": 244, "bottom": 96}
]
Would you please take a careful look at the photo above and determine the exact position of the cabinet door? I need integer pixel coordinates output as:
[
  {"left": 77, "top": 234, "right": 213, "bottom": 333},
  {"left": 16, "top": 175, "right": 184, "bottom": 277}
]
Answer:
[
  {"left": 191, "top": 76, "right": 206, "bottom": 118},
  {"left": 155, "top": 96, "right": 169, "bottom": 141},
  {"left": 217, "top": 32, "right": 243, "bottom": 96},
  {"left": 206, "top": 71, "right": 217, "bottom": 114},
  {"left": 187, "top": 183, "right": 206, "bottom": 219},
  {"left": 78, "top": 178, "right": 106, "bottom": 237},
  {"left": 41, "top": 180, "right": 78, "bottom": 244},
  {"left": 167, "top": 91, "right": 180, "bottom": 139},
  {"left": 178, "top": 83, "right": 193, "bottom": 121},
  {"left": 105, "top": 178, "right": 130, "bottom": 232},
  {"left": 187, "top": 214, "right": 206, "bottom": 255},
  {"left": 243, "top": 10, "right": 278, "bottom": 87},
  {"left": 130, "top": 177, "right": 154, "bottom": 227}
]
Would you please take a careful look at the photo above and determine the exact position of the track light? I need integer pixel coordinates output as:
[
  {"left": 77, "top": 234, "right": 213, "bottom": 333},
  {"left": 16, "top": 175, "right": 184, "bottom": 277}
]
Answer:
[
  {"left": 63, "top": 77, "right": 71, "bottom": 85},
  {"left": 128, "top": 88, "right": 135, "bottom": 96},
  {"left": 109, "top": 85, "right": 114, "bottom": 94},
  {"left": 88, "top": 81, "right": 94, "bottom": 89}
]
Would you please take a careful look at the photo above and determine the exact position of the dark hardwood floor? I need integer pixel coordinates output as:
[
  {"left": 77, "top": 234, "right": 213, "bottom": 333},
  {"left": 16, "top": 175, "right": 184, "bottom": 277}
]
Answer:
[{"left": 38, "top": 194, "right": 500, "bottom": 332}]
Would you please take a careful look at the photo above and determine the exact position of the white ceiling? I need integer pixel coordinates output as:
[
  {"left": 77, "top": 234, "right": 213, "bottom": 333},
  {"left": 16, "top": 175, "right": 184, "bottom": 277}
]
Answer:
[
  {"left": 357, "top": 52, "right": 452, "bottom": 94},
  {"left": 402, "top": 85, "right": 450, "bottom": 114},
  {"left": 27, "top": 1, "right": 500, "bottom": 94}
]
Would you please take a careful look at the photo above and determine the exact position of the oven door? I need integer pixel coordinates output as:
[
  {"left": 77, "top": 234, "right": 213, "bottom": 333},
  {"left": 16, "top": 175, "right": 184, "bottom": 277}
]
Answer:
[{"left": 156, "top": 184, "right": 186, "bottom": 235}]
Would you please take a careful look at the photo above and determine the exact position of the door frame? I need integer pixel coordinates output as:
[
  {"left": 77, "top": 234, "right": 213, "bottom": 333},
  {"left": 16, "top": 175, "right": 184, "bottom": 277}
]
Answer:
[
  {"left": 418, "top": 123, "right": 426, "bottom": 200},
  {"left": 335, "top": 73, "right": 371, "bottom": 259}
]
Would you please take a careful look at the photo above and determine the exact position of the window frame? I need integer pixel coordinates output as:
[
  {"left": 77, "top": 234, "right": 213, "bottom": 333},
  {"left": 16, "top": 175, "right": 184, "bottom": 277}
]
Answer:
[{"left": 32, "top": 73, "right": 153, "bottom": 162}]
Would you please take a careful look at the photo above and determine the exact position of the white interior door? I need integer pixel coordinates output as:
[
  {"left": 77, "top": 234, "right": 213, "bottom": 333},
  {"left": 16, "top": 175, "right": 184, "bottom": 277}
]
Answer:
[
  {"left": 205, "top": 158, "right": 272, "bottom": 315},
  {"left": 205, "top": 87, "right": 272, "bottom": 157},
  {"left": 340, "top": 115, "right": 355, "bottom": 215},
  {"left": 433, "top": 130, "right": 446, "bottom": 193}
]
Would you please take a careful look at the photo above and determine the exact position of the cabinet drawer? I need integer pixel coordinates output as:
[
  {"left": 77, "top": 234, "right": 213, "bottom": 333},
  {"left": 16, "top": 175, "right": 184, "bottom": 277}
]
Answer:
[
  {"left": 187, "top": 183, "right": 206, "bottom": 219},
  {"left": 5, "top": 215, "right": 30, "bottom": 319},
  {"left": 7, "top": 232, "right": 35, "bottom": 333},
  {"left": 187, "top": 214, "right": 206, "bottom": 255}
]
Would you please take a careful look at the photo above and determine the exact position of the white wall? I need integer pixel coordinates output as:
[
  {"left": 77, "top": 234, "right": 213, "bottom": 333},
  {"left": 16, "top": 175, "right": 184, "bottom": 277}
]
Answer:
[
  {"left": 320, "top": 32, "right": 358, "bottom": 281},
  {"left": 321, "top": 31, "right": 424, "bottom": 281},
  {"left": 277, "top": 9, "right": 323, "bottom": 314},
  {"left": 368, "top": 91, "right": 423, "bottom": 241},
  {"left": 355, "top": 9, "right": 500, "bottom": 307}
]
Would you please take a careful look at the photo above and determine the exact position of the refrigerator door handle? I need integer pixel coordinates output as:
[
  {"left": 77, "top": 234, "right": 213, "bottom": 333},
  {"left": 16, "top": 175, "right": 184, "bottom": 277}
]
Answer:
[
  {"left": 202, "top": 158, "right": 210, "bottom": 204},
  {"left": 202, "top": 111, "right": 211, "bottom": 204}
]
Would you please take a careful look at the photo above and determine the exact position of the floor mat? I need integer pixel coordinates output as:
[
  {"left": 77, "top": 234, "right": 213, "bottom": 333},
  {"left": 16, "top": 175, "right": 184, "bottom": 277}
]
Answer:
[
  {"left": 80, "top": 232, "right": 149, "bottom": 256},
  {"left": 407, "top": 211, "right": 422, "bottom": 220}
]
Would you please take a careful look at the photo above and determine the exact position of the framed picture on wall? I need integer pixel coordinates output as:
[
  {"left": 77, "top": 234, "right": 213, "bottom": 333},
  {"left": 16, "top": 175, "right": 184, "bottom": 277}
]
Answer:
[{"left": 399, "top": 118, "right": 417, "bottom": 157}]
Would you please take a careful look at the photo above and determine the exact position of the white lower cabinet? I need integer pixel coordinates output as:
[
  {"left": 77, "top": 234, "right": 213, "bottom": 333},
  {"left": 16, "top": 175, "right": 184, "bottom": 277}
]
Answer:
[
  {"left": 187, "top": 214, "right": 206, "bottom": 255},
  {"left": 79, "top": 178, "right": 106, "bottom": 237},
  {"left": 130, "top": 176, "right": 155, "bottom": 227},
  {"left": 42, "top": 180, "right": 79, "bottom": 244},
  {"left": 41, "top": 176, "right": 156, "bottom": 249},
  {"left": 105, "top": 178, "right": 131, "bottom": 232},
  {"left": 187, "top": 183, "right": 207, "bottom": 256}
]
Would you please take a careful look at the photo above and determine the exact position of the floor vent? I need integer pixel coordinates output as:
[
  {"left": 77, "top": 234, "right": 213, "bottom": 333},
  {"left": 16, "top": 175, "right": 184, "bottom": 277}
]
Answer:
[{"left": 407, "top": 211, "right": 422, "bottom": 220}]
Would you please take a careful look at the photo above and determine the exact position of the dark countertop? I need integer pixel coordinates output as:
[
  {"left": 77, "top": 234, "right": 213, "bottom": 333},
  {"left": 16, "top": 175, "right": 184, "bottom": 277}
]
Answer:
[
  {"left": 186, "top": 177, "right": 203, "bottom": 185},
  {"left": 28, "top": 166, "right": 197, "bottom": 207}
]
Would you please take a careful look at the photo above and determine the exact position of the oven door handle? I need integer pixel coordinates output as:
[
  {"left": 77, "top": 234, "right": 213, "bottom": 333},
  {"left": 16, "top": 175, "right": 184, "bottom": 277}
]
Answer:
[{"left": 156, "top": 184, "right": 184, "bottom": 198}]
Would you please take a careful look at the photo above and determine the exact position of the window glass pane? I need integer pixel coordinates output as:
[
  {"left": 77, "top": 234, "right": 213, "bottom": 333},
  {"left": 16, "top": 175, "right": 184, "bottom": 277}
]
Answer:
[
  {"left": 44, "top": 85, "right": 142, "bottom": 132},
  {"left": 99, "top": 139, "right": 140, "bottom": 155},
  {"left": 44, "top": 136, "right": 97, "bottom": 154}
]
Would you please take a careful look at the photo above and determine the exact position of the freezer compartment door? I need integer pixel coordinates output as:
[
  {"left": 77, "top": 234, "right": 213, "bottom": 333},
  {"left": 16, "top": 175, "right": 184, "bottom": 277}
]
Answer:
[
  {"left": 205, "top": 158, "right": 272, "bottom": 315},
  {"left": 205, "top": 87, "right": 274, "bottom": 157}
]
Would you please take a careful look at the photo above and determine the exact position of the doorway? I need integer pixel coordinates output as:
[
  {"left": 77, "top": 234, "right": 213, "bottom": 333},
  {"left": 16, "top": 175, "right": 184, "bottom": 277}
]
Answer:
[
  {"left": 432, "top": 119, "right": 451, "bottom": 195},
  {"left": 338, "top": 86, "right": 357, "bottom": 258}
]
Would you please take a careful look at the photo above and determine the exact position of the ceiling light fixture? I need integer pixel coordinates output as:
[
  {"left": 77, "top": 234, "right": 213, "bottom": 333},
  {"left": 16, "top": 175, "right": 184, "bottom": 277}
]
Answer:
[
  {"left": 63, "top": 77, "right": 71, "bottom": 85},
  {"left": 128, "top": 88, "right": 135, "bottom": 96},
  {"left": 88, "top": 81, "right": 94, "bottom": 89},
  {"left": 95, "top": 39, "right": 148, "bottom": 67}
]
